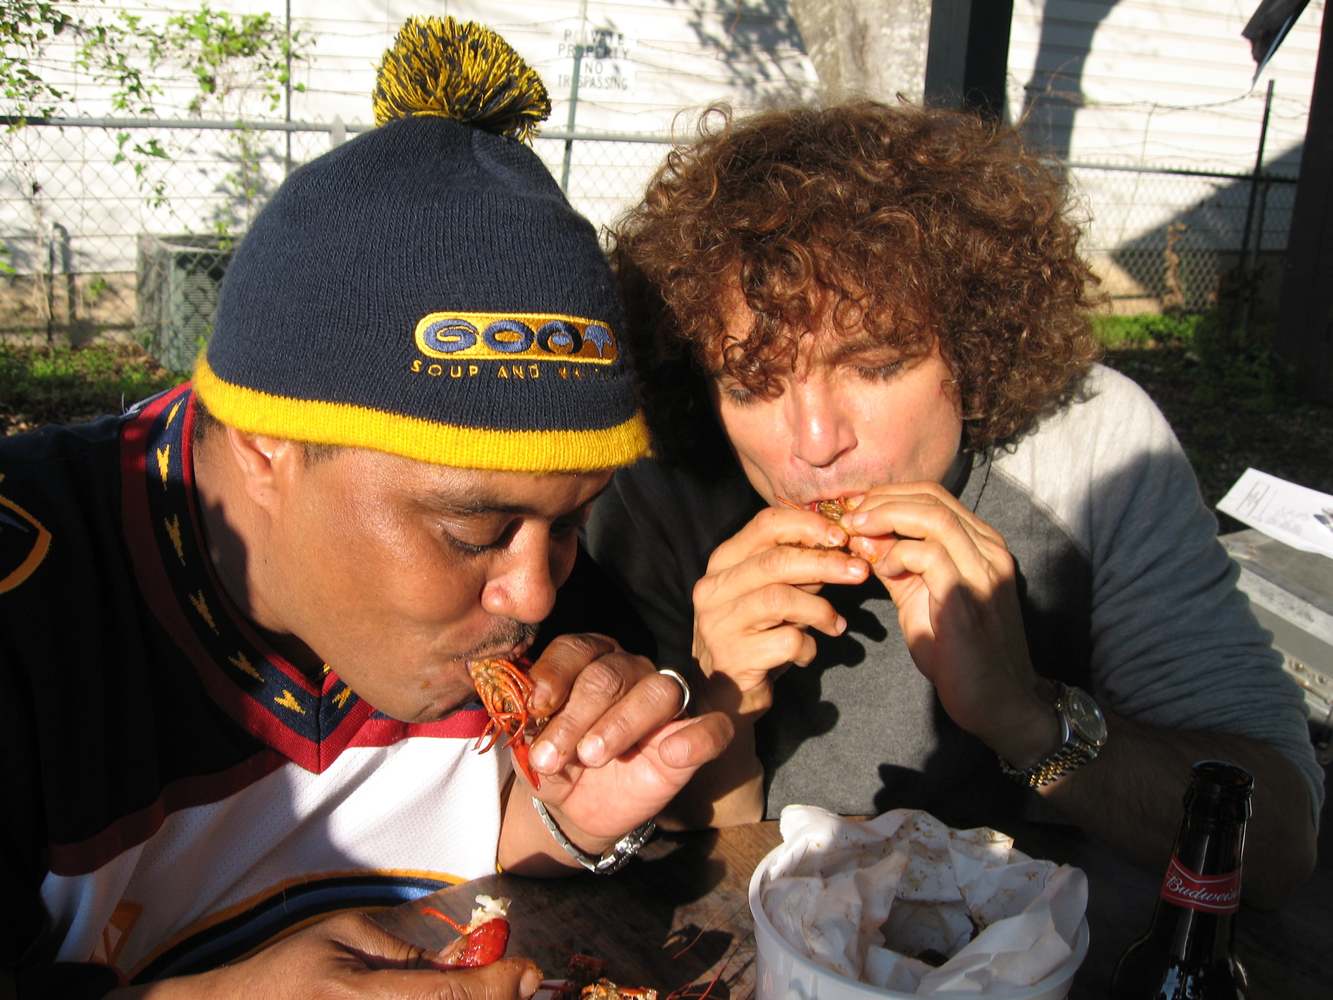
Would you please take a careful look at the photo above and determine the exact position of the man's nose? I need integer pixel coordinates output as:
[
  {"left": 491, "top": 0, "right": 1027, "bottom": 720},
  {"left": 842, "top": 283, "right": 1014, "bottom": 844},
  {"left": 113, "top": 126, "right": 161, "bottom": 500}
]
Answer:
[
  {"left": 786, "top": 379, "right": 855, "bottom": 468},
  {"left": 480, "top": 541, "right": 560, "bottom": 625}
]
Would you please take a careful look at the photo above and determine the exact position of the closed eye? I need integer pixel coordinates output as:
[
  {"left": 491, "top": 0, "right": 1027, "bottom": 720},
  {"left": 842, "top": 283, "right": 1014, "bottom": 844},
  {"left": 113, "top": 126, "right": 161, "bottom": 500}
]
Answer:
[
  {"left": 854, "top": 360, "right": 905, "bottom": 382},
  {"left": 441, "top": 517, "right": 520, "bottom": 556},
  {"left": 722, "top": 384, "right": 760, "bottom": 406},
  {"left": 442, "top": 531, "right": 505, "bottom": 557},
  {"left": 443, "top": 535, "right": 491, "bottom": 556}
]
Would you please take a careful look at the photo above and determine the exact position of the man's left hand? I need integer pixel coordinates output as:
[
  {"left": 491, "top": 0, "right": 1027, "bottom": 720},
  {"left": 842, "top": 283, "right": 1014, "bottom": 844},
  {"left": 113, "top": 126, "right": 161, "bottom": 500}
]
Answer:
[{"left": 521, "top": 634, "right": 734, "bottom": 841}]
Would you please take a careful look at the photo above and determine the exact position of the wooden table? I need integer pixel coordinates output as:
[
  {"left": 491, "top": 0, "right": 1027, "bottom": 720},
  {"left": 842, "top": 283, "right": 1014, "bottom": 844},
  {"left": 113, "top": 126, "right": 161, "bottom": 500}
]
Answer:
[
  {"left": 374, "top": 825, "right": 774, "bottom": 997},
  {"left": 376, "top": 806, "right": 1332, "bottom": 999}
]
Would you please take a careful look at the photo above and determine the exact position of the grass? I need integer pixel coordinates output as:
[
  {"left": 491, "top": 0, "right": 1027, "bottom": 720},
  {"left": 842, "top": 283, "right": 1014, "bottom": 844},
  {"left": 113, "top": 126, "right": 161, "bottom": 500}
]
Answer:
[
  {"left": 0, "top": 341, "right": 179, "bottom": 435},
  {"left": 2, "top": 326, "right": 1331, "bottom": 535}
]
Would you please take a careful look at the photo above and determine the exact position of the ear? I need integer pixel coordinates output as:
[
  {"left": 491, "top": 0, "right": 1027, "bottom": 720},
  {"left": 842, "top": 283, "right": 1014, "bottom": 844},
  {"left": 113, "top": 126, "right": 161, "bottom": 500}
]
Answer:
[{"left": 222, "top": 427, "right": 303, "bottom": 512}]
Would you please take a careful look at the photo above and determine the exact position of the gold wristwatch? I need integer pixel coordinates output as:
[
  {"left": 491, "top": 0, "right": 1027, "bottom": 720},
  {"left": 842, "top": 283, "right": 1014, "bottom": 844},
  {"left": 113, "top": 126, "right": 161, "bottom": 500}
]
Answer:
[{"left": 999, "top": 682, "right": 1108, "bottom": 788}]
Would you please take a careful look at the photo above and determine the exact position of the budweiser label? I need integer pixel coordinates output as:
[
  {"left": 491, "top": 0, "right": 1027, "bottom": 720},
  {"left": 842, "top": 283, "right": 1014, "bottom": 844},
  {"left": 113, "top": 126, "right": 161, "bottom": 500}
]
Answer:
[{"left": 1159, "top": 856, "right": 1241, "bottom": 913}]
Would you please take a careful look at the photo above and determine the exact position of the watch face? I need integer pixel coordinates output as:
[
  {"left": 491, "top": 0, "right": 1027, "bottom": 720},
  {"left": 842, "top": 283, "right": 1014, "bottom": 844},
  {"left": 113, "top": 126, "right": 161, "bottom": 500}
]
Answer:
[{"left": 1064, "top": 687, "right": 1108, "bottom": 746}]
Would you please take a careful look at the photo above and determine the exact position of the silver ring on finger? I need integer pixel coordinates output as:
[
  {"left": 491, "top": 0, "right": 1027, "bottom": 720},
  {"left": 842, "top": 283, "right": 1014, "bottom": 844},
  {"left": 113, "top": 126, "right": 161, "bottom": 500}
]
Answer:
[{"left": 657, "top": 668, "right": 691, "bottom": 720}]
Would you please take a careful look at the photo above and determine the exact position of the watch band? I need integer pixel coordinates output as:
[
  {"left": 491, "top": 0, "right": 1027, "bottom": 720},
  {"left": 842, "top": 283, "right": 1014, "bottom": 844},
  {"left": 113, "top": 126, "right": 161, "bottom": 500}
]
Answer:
[
  {"left": 531, "top": 797, "right": 656, "bottom": 875},
  {"left": 998, "top": 740, "right": 1098, "bottom": 788},
  {"left": 998, "top": 683, "right": 1104, "bottom": 788}
]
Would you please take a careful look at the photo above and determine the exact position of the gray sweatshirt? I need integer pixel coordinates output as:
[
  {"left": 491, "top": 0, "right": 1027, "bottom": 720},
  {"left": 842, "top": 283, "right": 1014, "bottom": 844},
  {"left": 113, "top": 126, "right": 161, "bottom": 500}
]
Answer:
[{"left": 585, "top": 365, "right": 1323, "bottom": 829}]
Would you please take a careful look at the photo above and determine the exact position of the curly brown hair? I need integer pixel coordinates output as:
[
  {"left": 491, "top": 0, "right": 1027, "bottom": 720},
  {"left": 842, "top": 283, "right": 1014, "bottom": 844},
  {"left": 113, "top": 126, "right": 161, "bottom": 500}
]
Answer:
[{"left": 610, "top": 101, "right": 1101, "bottom": 465}]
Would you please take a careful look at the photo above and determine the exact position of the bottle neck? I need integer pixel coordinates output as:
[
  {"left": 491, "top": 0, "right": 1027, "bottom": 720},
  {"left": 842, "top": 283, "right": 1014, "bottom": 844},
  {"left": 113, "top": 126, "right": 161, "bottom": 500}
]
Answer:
[{"left": 1146, "top": 808, "right": 1247, "bottom": 960}]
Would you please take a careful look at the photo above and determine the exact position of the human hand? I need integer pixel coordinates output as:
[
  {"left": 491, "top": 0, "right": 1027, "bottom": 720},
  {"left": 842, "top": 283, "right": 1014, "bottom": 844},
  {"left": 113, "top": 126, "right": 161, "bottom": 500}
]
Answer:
[
  {"left": 837, "top": 482, "right": 1056, "bottom": 762},
  {"left": 521, "top": 634, "right": 734, "bottom": 840},
  {"left": 690, "top": 505, "right": 870, "bottom": 714},
  {"left": 108, "top": 910, "right": 543, "bottom": 999}
]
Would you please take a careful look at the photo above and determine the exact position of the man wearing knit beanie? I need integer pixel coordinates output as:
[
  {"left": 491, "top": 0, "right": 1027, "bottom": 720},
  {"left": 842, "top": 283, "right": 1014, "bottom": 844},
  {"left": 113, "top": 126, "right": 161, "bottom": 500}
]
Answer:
[{"left": 0, "top": 19, "right": 730, "bottom": 998}]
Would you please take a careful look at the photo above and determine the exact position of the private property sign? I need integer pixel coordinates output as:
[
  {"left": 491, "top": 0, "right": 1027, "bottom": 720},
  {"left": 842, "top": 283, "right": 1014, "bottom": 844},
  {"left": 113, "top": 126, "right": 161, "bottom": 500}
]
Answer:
[{"left": 554, "top": 26, "right": 635, "bottom": 93}]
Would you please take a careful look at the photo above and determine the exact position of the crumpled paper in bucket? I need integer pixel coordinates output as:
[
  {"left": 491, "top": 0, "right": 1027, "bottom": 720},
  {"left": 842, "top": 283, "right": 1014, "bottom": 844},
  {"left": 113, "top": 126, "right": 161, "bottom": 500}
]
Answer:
[{"left": 760, "top": 805, "right": 1087, "bottom": 994}]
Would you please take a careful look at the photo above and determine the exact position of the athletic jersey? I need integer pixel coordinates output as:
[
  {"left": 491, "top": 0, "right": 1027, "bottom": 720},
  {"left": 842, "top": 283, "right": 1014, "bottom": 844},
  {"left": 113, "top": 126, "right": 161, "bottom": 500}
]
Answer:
[{"left": 1, "top": 385, "right": 503, "bottom": 993}]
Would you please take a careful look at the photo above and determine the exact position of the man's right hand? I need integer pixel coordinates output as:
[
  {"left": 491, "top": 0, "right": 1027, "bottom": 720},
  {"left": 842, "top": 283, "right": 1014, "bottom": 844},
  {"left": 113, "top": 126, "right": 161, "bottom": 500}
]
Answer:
[
  {"left": 690, "top": 504, "right": 870, "bottom": 715},
  {"left": 109, "top": 911, "right": 543, "bottom": 999}
]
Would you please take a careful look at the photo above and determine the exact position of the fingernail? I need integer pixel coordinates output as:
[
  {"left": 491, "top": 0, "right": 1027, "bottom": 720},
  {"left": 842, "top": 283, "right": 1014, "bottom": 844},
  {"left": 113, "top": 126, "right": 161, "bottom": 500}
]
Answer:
[
  {"left": 844, "top": 494, "right": 865, "bottom": 510},
  {"left": 521, "top": 966, "right": 543, "bottom": 999},
  {"left": 528, "top": 684, "right": 551, "bottom": 715},
  {"left": 834, "top": 615, "right": 847, "bottom": 635},
  {"left": 851, "top": 536, "right": 880, "bottom": 561},
  {"left": 847, "top": 512, "right": 867, "bottom": 529},
  {"left": 577, "top": 734, "right": 605, "bottom": 765},
  {"left": 827, "top": 528, "right": 847, "bottom": 547},
  {"left": 529, "top": 741, "right": 556, "bottom": 773}
]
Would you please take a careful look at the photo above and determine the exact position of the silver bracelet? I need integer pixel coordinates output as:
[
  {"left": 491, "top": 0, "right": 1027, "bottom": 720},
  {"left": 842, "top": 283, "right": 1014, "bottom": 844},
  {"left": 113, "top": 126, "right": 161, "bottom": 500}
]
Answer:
[{"left": 531, "top": 797, "right": 655, "bottom": 875}]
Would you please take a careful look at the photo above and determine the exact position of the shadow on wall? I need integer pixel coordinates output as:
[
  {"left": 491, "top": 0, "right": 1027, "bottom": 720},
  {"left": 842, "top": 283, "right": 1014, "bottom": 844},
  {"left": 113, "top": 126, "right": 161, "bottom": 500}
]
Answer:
[
  {"left": 1016, "top": 0, "right": 1305, "bottom": 317},
  {"left": 658, "top": 0, "right": 812, "bottom": 107},
  {"left": 1018, "top": 0, "right": 1121, "bottom": 160},
  {"left": 1097, "top": 143, "right": 1302, "bottom": 316}
]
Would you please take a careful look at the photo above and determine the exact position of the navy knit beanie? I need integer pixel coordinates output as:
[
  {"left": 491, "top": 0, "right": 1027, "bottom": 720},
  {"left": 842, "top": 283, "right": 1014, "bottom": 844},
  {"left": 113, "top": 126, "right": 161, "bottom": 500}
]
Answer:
[{"left": 194, "top": 17, "right": 649, "bottom": 472}]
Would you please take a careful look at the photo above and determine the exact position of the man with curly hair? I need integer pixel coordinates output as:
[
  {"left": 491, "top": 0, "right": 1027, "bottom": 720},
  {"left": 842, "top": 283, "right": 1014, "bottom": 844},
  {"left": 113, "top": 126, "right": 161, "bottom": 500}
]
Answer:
[{"left": 586, "top": 101, "right": 1321, "bottom": 905}]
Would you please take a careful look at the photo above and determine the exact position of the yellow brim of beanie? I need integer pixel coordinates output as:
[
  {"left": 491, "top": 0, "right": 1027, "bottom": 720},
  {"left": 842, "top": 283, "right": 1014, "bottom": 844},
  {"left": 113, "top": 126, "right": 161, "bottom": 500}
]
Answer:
[{"left": 192, "top": 357, "right": 651, "bottom": 473}]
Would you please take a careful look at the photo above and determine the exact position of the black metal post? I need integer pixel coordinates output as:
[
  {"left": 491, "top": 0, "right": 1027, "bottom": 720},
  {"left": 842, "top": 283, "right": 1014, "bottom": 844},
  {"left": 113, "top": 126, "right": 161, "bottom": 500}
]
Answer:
[
  {"left": 1239, "top": 80, "right": 1276, "bottom": 341},
  {"left": 1275, "top": 1, "right": 1333, "bottom": 399},
  {"left": 924, "top": 0, "right": 1014, "bottom": 119},
  {"left": 1239, "top": 80, "right": 1275, "bottom": 271}
]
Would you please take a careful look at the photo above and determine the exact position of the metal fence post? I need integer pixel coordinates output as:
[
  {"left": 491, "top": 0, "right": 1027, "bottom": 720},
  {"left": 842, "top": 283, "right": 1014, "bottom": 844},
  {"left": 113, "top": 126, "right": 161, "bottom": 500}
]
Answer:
[
  {"left": 561, "top": 0, "right": 589, "bottom": 194},
  {"left": 284, "top": 0, "right": 294, "bottom": 175},
  {"left": 560, "top": 58, "right": 584, "bottom": 193},
  {"left": 1239, "top": 80, "right": 1276, "bottom": 342},
  {"left": 45, "top": 224, "right": 56, "bottom": 344}
]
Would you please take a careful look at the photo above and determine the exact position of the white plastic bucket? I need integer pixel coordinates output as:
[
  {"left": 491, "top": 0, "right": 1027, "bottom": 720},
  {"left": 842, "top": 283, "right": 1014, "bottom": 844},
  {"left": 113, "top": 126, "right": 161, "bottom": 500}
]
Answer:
[{"left": 748, "top": 843, "right": 1090, "bottom": 1000}]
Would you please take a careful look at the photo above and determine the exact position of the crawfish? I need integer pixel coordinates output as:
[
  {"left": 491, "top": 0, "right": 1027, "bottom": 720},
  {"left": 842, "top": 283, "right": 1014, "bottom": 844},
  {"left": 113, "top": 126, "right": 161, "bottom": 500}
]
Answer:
[
  {"left": 810, "top": 498, "right": 848, "bottom": 522},
  {"left": 581, "top": 980, "right": 658, "bottom": 1000},
  {"left": 540, "top": 955, "right": 660, "bottom": 1000},
  {"left": 777, "top": 495, "right": 848, "bottom": 522},
  {"left": 468, "top": 656, "right": 548, "bottom": 788},
  {"left": 774, "top": 495, "right": 884, "bottom": 565},
  {"left": 775, "top": 495, "right": 851, "bottom": 549},
  {"left": 424, "top": 895, "right": 511, "bottom": 968}
]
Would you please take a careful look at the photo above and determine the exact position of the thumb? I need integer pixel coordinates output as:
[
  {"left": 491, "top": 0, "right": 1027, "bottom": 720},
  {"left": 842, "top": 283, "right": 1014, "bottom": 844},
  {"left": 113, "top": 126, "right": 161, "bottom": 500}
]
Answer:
[
  {"left": 427, "top": 958, "right": 545, "bottom": 1000},
  {"left": 357, "top": 958, "right": 544, "bottom": 1000},
  {"left": 653, "top": 712, "right": 735, "bottom": 770},
  {"left": 327, "top": 914, "right": 543, "bottom": 999}
]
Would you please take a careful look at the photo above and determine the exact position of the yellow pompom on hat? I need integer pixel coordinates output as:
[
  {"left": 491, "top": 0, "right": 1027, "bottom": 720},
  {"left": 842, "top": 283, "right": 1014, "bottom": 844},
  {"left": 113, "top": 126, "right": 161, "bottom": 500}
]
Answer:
[{"left": 194, "top": 17, "right": 648, "bottom": 473}]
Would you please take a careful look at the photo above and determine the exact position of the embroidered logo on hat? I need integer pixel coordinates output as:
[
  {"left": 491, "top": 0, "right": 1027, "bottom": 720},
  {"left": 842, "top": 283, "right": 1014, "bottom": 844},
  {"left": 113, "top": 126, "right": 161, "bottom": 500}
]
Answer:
[{"left": 414, "top": 311, "right": 618, "bottom": 364}]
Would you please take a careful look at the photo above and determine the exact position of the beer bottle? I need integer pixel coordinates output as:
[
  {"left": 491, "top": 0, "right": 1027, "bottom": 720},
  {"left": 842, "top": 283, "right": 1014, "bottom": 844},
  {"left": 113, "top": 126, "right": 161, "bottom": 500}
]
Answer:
[{"left": 1109, "top": 760, "right": 1252, "bottom": 999}]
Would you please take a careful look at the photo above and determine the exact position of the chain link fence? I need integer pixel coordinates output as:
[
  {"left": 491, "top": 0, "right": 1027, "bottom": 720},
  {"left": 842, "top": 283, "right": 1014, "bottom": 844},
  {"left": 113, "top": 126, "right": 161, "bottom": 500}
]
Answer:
[
  {"left": 0, "top": 115, "right": 1300, "bottom": 370},
  {"left": 1071, "top": 162, "right": 1298, "bottom": 317},
  {"left": 0, "top": 117, "right": 675, "bottom": 368}
]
